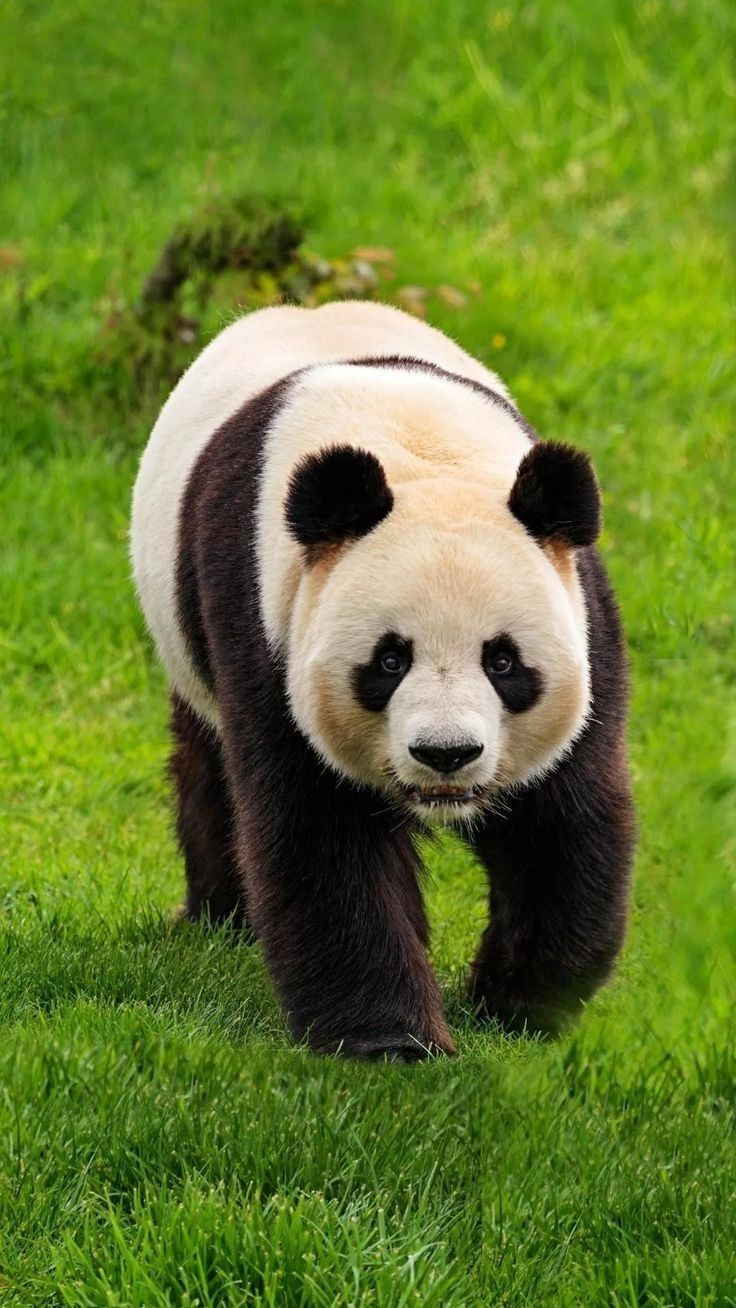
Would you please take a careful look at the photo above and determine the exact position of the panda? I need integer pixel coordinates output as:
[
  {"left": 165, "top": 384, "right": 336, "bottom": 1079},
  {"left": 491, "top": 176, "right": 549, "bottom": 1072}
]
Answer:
[{"left": 131, "top": 300, "right": 635, "bottom": 1061}]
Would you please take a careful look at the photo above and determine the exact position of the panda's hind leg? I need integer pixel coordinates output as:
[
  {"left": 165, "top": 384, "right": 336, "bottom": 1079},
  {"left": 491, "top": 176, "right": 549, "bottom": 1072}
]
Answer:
[{"left": 169, "top": 693, "right": 251, "bottom": 933}]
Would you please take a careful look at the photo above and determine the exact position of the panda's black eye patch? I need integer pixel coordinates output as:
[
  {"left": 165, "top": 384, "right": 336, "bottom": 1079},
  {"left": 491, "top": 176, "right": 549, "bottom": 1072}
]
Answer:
[
  {"left": 483, "top": 634, "right": 542, "bottom": 713},
  {"left": 352, "top": 633, "right": 413, "bottom": 712}
]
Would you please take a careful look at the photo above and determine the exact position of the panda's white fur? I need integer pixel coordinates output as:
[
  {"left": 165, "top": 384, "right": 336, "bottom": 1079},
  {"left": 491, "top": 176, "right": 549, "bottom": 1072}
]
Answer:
[{"left": 132, "top": 300, "right": 591, "bottom": 824}]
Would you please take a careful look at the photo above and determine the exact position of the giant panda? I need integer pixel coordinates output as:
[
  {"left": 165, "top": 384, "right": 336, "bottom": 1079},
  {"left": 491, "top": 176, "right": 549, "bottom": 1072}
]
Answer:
[{"left": 131, "top": 300, "right": 635, "bottom": 1060}]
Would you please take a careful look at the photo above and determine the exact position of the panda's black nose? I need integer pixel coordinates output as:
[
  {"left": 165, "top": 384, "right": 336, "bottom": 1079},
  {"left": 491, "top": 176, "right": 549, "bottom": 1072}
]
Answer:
[{"left": 409, "top": 742, "right": 484, "bottom": 774}]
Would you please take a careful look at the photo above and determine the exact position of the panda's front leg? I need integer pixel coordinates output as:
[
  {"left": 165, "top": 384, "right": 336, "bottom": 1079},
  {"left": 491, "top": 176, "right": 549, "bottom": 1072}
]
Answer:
[
  {"left": 466, "top": 753, "right": 635, "bottom": 1036},
  {"left": 251, "top": 816, "right": 454, "bottom": 1060},
  {"left": 230, "top": 756, "right": 455, "bottom": 1060}
]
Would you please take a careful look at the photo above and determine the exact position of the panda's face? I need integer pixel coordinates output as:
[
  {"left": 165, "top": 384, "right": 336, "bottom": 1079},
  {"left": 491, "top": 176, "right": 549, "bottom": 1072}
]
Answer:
[{"left": 285, "top": 446, "right": 597, "bottom": 825}]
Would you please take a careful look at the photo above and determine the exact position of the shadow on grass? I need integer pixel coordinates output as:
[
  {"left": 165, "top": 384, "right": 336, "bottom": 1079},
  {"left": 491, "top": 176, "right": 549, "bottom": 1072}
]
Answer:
[{"left": 0, "top": 903, "right": 282, "bottom": 1042}]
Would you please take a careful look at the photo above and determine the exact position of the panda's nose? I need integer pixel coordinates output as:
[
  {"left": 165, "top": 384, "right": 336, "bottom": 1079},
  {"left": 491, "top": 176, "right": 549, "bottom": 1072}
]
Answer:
[{"left": 409, "top": 742, "right": 484, "bottom": 774}]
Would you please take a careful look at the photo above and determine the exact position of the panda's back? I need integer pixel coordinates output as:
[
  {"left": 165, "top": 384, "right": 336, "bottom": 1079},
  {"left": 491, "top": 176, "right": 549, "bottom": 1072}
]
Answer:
[{"left": 141, "top": 301, "right": 507, "bottom": 479}]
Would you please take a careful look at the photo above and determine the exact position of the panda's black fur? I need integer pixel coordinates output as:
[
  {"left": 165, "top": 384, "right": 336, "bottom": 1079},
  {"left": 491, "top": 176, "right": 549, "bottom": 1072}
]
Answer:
[{"left": 168, "top": 354, "right": 635, "bottom": 1059}]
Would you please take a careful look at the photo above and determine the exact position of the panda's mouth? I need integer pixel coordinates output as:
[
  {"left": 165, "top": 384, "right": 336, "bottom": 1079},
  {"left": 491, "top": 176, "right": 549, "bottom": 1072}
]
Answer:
[{"left": 403, "top": 783, "right": 483, "bottom": 809}]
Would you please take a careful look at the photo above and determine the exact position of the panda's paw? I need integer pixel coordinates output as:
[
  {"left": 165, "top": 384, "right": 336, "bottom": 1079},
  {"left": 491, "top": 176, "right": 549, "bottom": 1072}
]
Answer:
[
  {"left": 470, "top": 988, "right": 570, "bottom": 1040},
  {"left": 322, "top": 1032, "right": 457, "bottom": 1062}
]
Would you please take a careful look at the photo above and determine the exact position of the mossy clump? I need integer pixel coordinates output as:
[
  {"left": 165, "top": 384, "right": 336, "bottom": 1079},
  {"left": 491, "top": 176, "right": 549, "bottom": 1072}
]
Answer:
[
  {"left": 95, "top": 195, "right": 473, "bottom": 408},
  {"left": 96, "top": 198, "right": 383, "bottom": 404}
]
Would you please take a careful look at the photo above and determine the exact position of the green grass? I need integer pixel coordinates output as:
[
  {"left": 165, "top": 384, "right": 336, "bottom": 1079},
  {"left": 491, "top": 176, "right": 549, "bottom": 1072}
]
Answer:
[{"left": 1, "top": 1, "right": 735, "bottom": 1303}]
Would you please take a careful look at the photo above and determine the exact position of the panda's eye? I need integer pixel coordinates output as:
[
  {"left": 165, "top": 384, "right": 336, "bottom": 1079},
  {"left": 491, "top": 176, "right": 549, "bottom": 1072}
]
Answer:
[
  {"left": 489, "top": 650, "right": 514, "bottom": 676},
  {"left": 380, "top": 650, "right": 405, "bottom": 675}
]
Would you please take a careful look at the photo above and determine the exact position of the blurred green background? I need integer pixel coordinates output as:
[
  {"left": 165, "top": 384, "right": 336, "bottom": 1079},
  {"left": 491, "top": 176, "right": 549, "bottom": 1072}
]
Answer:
[{"left": 1, "top": 2, "right": 734, "bottom": 1304}]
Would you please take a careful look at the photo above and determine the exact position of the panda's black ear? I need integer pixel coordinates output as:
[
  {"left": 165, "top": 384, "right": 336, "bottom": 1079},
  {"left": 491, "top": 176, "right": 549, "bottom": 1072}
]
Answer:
[
  {"left": 508, "top": 441, "right": 601, "bottom": 549},
  {"left": 285, "top": 444, "right": 394, "bottom": 556}
]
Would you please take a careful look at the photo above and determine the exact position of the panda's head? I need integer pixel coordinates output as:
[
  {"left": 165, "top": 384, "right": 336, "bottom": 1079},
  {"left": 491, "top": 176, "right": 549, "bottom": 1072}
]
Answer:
[{"left": 283, "top": 439, "right": 600, "bottom": 825}]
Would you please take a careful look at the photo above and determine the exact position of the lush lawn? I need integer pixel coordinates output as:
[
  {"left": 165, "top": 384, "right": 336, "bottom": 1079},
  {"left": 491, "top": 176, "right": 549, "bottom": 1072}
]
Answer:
[{"left": 1, "top": 1, "right": 734, "bottom": 1303}]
